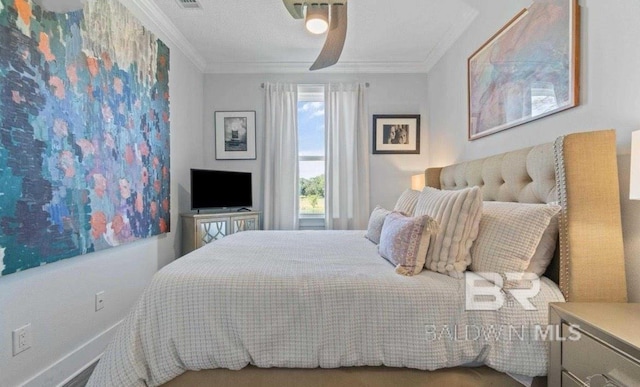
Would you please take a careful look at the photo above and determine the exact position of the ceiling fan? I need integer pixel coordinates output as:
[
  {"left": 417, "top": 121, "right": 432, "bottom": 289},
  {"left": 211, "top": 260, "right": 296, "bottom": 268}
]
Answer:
[{"left": 282, "top": 1, "right": 348, "bottom": 71}]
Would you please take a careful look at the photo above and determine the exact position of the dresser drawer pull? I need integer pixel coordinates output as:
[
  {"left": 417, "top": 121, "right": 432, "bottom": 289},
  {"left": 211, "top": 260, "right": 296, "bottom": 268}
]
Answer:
[{"left": 586, "top": 374, "right": 623, "bottom": 387}]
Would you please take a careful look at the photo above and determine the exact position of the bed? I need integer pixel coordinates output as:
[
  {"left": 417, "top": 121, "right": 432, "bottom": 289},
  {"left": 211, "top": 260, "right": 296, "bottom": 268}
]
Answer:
[{"left": 88, "top": 129, "right": 627, "bottom": 387}]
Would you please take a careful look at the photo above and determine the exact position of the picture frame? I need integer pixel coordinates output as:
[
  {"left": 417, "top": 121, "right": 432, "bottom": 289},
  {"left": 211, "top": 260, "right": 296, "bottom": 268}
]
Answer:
[
  {"left": 372, "top": 114, "right": 420, "bottom": 154},
  {"left": 215, "top": 111, "right": 257, "bottom": 160},
  {"left": 467, "top": 0, "right": 580, "bottom": 140}
]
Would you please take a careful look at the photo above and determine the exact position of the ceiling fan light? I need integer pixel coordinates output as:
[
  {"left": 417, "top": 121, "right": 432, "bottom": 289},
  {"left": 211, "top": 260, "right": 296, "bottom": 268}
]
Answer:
[{"left": 305, "top": 4, "right": 328, "bottom": 34}]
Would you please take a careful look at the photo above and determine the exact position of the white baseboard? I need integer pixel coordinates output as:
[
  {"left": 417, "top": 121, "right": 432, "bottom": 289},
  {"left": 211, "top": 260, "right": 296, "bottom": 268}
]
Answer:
[{"left": 20, "top": 320, "right": 122, "bottom": 387}]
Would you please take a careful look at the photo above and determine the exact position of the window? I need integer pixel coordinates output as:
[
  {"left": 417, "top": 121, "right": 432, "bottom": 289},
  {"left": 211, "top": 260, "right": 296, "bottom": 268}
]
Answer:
[
  {"left": 298, "top": 85, "right": 325, "bottom": 218},
  {"left": 531, "top": 81, "right": 559, "bottom": 116}
]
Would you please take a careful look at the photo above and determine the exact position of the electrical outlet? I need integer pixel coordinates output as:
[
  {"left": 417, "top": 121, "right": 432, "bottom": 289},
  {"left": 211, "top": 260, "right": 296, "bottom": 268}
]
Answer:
[
  {"left": 12, "top": 324, "right": 32, "bottom": 356},
  {"left": 95, "top": 291, "right": 105, "bottom": 311}
]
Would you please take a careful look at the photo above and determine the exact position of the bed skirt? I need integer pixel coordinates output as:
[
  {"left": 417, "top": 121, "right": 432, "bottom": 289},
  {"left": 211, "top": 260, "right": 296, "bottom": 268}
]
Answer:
[{"left": 161, "top": 366, "right": 546, "bottom": 387}]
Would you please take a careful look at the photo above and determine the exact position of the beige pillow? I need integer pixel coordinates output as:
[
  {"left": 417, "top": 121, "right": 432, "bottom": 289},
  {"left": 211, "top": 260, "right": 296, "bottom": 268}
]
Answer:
[
  {"left": 378, "top": 212, "right": 439, "bottom": 276},
  {"left": 414, "top": 186, "right": 483, "bottom": 278},
  {"left": 393, "top": 189, "right": 421, "bottom": 216},
  {"left": 470, "top": 201, "right": 561, "bottom": 277},
  {"left": 365, "top": 206, "right": 391, "bottom": 244},
  {"left": 525, "top": 213, "right": 559, "bottom": 276}
]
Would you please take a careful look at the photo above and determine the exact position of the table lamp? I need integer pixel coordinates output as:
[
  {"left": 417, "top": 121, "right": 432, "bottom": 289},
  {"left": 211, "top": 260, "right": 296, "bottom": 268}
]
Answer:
[{"left": 411, "top": 173, "right": 425, "bottom": 191}]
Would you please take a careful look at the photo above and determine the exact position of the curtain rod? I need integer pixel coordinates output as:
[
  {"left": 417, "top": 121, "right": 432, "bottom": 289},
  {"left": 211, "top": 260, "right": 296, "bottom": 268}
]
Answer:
[{"left": 261, "top": 82, "right": 370, "bottom": 88}]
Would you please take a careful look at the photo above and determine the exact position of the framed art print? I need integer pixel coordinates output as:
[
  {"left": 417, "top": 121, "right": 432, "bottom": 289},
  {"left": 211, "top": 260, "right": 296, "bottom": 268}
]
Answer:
[
  {"left": 372, "top": 114, "right": 420, "bottom": 154},
  {"left": 215, "top": 111, "right": 257, "bottom": 160},
  {"left": 0, "top": 0, "right": 170, "bottom": 276},
  {"left": 468, "top": 0, "right": 579, "bottom": 140}
]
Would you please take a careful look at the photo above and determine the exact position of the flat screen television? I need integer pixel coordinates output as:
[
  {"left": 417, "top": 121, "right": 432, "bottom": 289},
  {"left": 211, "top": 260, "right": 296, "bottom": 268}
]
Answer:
[{"left": 190, "top": 169, "right": 252, "bottom": 211}]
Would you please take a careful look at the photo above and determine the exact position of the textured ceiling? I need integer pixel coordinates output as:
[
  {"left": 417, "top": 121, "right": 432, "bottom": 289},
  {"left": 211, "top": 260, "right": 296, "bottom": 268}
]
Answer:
[{"left": 152, "top": 0, "right": 479, "bottom": 73}]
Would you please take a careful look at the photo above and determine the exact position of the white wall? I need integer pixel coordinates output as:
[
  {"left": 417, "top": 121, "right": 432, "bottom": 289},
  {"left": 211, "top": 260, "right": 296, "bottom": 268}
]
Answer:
[
  {"left": 0, "top": 2, "right": 205, "bottom": 386},
  {"left": 427, "top": 0, "right": 640, "bottom": 300},
  {"left": 203, "top": 73, "right": 429, "bottom": 214}
]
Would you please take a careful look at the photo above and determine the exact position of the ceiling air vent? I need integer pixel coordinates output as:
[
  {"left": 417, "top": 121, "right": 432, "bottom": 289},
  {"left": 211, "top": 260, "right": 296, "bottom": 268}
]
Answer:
[{"left": 176, "top": 0, "right": 201, "bottom": 10}]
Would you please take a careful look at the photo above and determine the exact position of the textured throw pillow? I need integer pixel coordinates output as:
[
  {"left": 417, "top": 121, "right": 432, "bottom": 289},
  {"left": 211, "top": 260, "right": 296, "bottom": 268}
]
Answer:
[
  {"left": 365, "top": 206, "right": 391, "bottom": 244},
  {"left": 413, "top": 186, "right": 483, "bottom": 278},
  {"left": 378, "top": 212, "right": 439, "bottom": 276},
  {"left": 525, "top": 213, "right": 559, "bottom": 276},
  {"left": 470, "top": 201, "right": 561, "bottom": 278},
  {"left": 393, "top": 189, "right": 421, "bottom": 216}
]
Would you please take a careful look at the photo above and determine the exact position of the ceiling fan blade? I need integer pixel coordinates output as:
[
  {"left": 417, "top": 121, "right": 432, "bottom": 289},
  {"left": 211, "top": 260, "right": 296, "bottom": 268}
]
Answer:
[{"left": 310, "top": 3, "right": 347, "bottom": 71}]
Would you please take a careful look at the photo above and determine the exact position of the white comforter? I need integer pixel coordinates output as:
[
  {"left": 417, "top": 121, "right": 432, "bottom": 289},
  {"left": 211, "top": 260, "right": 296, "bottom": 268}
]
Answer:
[{"left": 88, "top": 230, "right": 564, "bottom": 386}]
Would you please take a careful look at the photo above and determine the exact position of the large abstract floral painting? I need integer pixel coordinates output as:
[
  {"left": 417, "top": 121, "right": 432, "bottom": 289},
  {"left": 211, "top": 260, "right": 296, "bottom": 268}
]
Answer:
[
  {"left": 468, "top": 0, "right": 579, "bottom": 140},
  {"left": 0, "top": 0, "right": 170, "bottom": 276}
]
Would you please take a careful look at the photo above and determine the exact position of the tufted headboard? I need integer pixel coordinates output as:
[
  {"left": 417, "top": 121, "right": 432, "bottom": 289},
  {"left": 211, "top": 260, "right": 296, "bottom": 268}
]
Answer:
[
  {"left": 425, "top": 129, "right": 627, "bottom": 302},
  {"left": 435, "top": 144, "right": 556, "bottom": 204}
]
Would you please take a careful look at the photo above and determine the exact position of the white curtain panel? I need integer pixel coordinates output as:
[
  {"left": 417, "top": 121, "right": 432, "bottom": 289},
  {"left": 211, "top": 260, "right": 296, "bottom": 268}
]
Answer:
[
  {"left": 325, "top": 83, "right": 370, "bottom": 230},
  {"left": 263, "top": 83, "right": 299, "bottom": 230}
]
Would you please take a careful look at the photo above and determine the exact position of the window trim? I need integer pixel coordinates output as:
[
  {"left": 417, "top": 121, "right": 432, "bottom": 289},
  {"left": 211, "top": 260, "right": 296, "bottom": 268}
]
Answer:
[
  {"left": 298, "top": 85, "right": 326, "bottom": 223},
  {"left": 298, "top": 84, "right": 324, "bottom": 102}
]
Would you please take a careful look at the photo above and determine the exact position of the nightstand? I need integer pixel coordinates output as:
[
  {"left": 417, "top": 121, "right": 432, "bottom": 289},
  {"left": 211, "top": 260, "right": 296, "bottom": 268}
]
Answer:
[{"left": 549, "top": 303, "right": 640, "bottom": 387}]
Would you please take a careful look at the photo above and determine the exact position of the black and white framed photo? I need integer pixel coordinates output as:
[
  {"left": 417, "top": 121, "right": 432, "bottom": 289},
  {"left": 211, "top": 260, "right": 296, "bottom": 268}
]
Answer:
[
  {"left": 215, "top": 111, "right": 256, "bottom": 160},
  {"left": 372, "top": 114, "right": 420, "bottom": 154}
]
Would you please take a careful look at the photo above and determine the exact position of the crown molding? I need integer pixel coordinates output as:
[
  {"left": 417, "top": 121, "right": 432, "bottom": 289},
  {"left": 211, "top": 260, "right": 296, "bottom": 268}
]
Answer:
[
  {"left": 422, "top": 7, "right": 478, "bottom": 72},
  {"left": 204, "top": 61, "right": 435, "bottom": 74},
  {"left": 126, "top": 0, "right": 207, "bottom": 72},
  {"left": 203, "top": 7, "right": 478, "bottom": 75},
  {"left": 123, "top": 0, "right": 476, "bottom": 76}
]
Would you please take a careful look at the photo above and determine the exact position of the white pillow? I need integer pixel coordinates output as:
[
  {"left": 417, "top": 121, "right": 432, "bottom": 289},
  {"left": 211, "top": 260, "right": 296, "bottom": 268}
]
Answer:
[
  {"left": 393, "top": 189, "right": 421, "bottom": 216},
  {"left": 470, "top": 201, "right": 561, "bottom": 278},
  {"left": 365, "top": 206, "right": 391, "bottom": 244},
  {"left": 413, "top": 186, "right": 483, "bottom": 278},
  {"left": 378, "top": 212, "right": 439, "bottom": 276}
]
